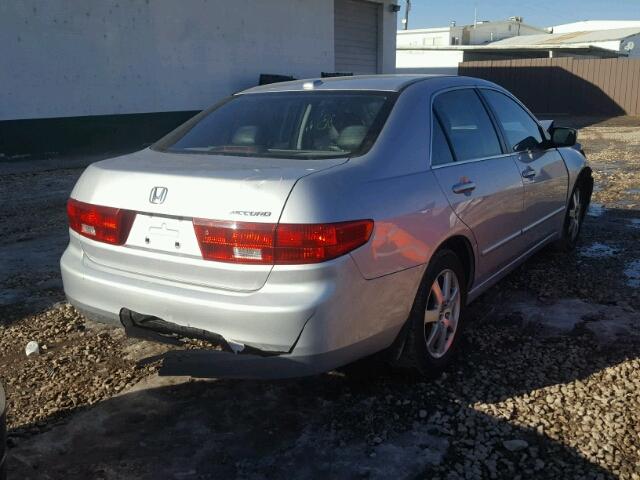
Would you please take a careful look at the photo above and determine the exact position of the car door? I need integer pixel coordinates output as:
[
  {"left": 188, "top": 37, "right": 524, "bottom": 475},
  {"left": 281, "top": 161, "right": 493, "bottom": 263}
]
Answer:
[
  {"left": 479, "top": 88, "right": 568, "bottom": 247},
  {"left": 430, "top": 88, "right": 526, "bottom": 284}
]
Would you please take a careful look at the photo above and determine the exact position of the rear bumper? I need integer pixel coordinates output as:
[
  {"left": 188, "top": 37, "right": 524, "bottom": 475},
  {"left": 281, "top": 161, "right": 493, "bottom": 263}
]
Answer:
[{"left": 61, "top": 239, "right": 423, "bottom": 373}]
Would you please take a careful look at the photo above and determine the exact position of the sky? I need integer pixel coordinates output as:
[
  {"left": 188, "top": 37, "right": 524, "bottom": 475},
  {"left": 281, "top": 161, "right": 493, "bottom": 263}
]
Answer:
[{"left": 397, "top": 0, "right": 640, "bottom": 30}]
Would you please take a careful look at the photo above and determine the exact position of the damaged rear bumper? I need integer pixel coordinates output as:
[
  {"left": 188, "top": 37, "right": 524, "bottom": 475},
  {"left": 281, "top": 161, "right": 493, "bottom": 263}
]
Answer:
[
  {"left": 60, "top": 238, "right": 414, "bottom": 376},
  {"left": 118, "top": 308, "right": 291, "bottom": 356},
  {"left": 60, "top": 236, "right": 336, "bottom": 354}
]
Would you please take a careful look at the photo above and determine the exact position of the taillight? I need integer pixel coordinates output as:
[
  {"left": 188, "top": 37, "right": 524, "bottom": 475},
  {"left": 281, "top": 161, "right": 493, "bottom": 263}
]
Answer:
[
  {"left": 193, "top": 219, "right": 373, "bottom": 264},
  {"left": 275, "top": 222, "right": 374, "bottom": 264},
  {"left": 66, "top": 198, "right": 135, "bottom": 245},
  {"left": 192, "top": 221, "right": 276, "bottom": 264}
]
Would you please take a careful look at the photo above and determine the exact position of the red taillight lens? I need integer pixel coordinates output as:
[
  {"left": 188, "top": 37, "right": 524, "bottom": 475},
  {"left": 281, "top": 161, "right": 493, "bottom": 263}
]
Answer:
[
  {"left": 275, "top": 221, "right": 374, "bottom": 264},
  {"left": 192, "top": 221, "right": 276, "bottom": 264},
  {"left": 66, "top": 198, "right": 135, "bottom": 245},
  {"left": 193, "top": 219, "right": 373, "bottom": 265}
]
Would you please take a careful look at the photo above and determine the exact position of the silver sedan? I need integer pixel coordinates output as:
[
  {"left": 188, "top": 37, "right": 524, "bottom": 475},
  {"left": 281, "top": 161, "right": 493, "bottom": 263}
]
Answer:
[{"left": 60, "top": 75, "right": 593, "bottom": 377}]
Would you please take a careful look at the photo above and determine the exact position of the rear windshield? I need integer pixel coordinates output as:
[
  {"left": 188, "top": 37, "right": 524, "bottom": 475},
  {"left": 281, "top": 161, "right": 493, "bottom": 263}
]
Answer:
[{"left": 153, "top": 91, "right": 396, "bottom": 160}]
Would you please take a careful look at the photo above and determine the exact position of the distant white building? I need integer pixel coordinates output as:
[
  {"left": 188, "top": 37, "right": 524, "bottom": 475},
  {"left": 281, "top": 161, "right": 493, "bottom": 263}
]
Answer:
[
  {"left": 397, "top": 17, "right": 546, "bottom": 48},
  {"left": 489, "top": 28, "right": 640, "bottom": 58},
  {"left": 397, "top": 19, "right": 640, "bottom": 75},
  {"left": 397, "top": 17, "right": 547, "bottom": 74},
  {"left": 397, "top": 26, "right": 466, "bottom": 48}
]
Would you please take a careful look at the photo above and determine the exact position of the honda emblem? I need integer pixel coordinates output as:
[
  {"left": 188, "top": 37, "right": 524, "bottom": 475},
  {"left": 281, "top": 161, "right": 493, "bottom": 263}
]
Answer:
[{"left": 149, "top": 186, "right": 168, "bottom": 204}]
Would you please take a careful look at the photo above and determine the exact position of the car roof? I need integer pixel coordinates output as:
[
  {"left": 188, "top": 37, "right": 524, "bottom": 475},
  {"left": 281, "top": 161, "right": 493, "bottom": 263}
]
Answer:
[{"left": 240, "top": 74, "right": 462, "bottom": 94}]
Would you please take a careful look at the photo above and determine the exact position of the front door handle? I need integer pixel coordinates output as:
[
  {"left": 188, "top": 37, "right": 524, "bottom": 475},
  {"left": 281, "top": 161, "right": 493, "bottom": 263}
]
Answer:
[
  {"left": 452, "top": 181, "right": 476, "bottom": 194},
  {"left": 522, "top": 166, "right": 537, "bottom": 179}
]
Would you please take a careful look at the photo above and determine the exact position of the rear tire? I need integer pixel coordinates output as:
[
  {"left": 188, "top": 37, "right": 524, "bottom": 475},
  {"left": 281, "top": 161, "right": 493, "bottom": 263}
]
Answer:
[{"left": 401, "top": 249, "right": 466, "bottom": 378}]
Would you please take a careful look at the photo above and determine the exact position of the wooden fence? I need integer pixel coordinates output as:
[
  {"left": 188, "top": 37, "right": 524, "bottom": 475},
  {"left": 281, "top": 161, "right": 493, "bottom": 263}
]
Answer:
[{"left": 458, "top": 58, "right": 640, "bottom": 116}]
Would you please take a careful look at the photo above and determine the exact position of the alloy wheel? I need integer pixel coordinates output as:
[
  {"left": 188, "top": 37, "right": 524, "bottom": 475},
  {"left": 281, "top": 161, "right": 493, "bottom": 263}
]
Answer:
[
  {"left": 568, "top": 187, "right": 582, "bottom": 241},
  {"left": 424, "top": 269, "right": 461, "bottom": 358}
]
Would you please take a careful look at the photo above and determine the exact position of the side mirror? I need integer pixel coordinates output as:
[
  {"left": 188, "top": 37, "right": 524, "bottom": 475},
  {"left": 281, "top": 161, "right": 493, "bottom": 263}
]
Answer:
[{"left": 550, "top": 126, "right": 577, "bottom": 147}]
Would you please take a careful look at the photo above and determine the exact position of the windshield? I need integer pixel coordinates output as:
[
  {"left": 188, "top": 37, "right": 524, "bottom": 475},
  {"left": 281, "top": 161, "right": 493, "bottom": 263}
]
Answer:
[{"left": 154, "top": 91, "right": 395, "bottom": 159}]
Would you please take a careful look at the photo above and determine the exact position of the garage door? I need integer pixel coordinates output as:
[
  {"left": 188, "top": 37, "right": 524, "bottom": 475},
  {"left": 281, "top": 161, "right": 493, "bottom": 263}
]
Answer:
[{"left": 334, "top": 0, "right": 380, "bottom": 74}]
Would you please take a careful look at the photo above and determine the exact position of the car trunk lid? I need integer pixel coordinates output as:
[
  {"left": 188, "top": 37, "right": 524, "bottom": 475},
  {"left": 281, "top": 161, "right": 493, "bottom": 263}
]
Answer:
[{"left": 70, "top": 149, "right": 346, "bottom": 291}]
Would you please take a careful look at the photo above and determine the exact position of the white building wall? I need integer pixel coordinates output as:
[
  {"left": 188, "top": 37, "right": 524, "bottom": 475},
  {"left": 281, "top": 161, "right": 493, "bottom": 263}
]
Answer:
[
  {"left": 398, "top": 21, "right": 547, "bottom": 54},
  {"left": 466, "top": 21, "right": 546, "bottom": 44},
  {"left": 587, "top": 40, "right": 625, "bottom": 54},
  {"left": 0, "top": 0, "right": 397, "bottom": 121},
  {"left": 396, "top": 49, "right": 463, "bottom": 75},
  {"left": 379, "top": 1, "right": 399, "bottom": 73},
  {"left": 397, "top": 27, "right": 464, "bottom": 47},
  {"left": 573, "top": 38, "right": 640, "bottom": 57},
  {"left": 622, "top": 34, "right": 640, "bottom": 58},
  {"left": 591, "top": 37, "right": 640, "bottom": 58}
]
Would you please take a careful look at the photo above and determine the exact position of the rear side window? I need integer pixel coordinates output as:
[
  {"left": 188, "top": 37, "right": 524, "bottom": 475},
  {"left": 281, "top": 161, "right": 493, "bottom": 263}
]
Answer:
[
  {"left": 431, "top": 117, "right": 455, "bottom": 166},
  {"left": 433, "top": 89, "right": 502, "bottom": 161},
  {"left": 481, "top": 89, "right": 543, "bottom": 152}
]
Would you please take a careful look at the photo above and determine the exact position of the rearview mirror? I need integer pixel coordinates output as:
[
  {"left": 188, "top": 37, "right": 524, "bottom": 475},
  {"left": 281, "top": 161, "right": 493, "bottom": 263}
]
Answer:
[{"left": 550, "top": 127, "right": 577, "bottom": 147}]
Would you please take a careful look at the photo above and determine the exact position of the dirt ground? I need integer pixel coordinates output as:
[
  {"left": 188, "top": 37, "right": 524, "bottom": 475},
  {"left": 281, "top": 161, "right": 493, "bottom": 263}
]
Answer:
[{"left": 1, "top": 117, "right": 640, "bottom": 479}]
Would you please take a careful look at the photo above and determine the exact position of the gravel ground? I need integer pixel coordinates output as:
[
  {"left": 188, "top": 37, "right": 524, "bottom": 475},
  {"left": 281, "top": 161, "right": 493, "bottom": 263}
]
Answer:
[{"left": 1, "top": 117, "right": 640, "bottom": 479}]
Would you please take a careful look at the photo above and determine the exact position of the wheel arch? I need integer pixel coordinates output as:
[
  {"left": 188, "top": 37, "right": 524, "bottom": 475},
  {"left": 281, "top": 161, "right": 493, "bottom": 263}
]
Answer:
[
  {"left": 433, "top": 234, "right": 476, "bottom": 293},
  {"left": 386, "top": 233, "right": 475, "bottom": 365},
  {"left": 574, "top": 166, "right": 594, "bottom": 206}
]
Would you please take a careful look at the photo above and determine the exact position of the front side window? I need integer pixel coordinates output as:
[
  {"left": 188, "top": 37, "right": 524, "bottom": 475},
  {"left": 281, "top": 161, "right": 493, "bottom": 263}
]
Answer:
[
  {"left": 154, "top": 92, "right": 394, "bottom": 160},
  {"left": 481, "top": 89, "right": 543, "bottom": 152},
  {"left": 433, "top": 89, "right": 502, "bottom": 161}
]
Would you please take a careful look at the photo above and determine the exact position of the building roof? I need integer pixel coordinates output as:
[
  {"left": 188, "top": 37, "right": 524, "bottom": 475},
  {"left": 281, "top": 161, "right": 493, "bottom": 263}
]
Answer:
[
  {"left": 397, "top": 19, "right": 547, "bottom": 36},
  {"left": 397, "top": 26, "right": 459, "bottom": 35},
  {"left": 396, "top": 44, "right": 623, "bottom": 56},
  {"left": 490, "top": 27, "right": 640, "bottom": 47},
  {"left": 551, "top": 20, "right": 640, "bottom": 34},
  {"left": 241, "top": 74, "right": 455, "bottom": 93}
]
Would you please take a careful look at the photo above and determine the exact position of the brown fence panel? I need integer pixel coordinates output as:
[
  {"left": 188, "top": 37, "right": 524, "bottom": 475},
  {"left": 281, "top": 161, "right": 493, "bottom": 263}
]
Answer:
[
  {"left": 577, "top": 59, "right": 593, "bottom": 115},
  {"left": 620, "top": 59, "right": 633, "bottom": 114},
  {"left": 572, "top": 58, "right": 584, "bottom": 115},
  {"left": 601, "top": 59, "right": 617, "bottom": 115},
  {"left": 459, "top": 57, "right": 640, "bottom": 116},
  {"left": 632, "top": 60, "right": 640, "bottom": 115}
]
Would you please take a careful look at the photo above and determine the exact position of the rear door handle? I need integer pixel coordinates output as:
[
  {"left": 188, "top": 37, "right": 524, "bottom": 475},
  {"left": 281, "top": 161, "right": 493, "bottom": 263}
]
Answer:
[
  {"left": 452, "top": 181, "right": 476, "bottom": 194},
  {"left": 522, "top": 166, "right": 537, "bottom": 179}
]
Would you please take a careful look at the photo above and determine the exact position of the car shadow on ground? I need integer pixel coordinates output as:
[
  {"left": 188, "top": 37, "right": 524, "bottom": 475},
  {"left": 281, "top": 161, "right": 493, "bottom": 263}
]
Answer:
[
  {"left": 8, "top": 277, "right": 639, "bottom": 479},
  {"left": 8, "top": 343, "right": 630, "bottom": 479}
]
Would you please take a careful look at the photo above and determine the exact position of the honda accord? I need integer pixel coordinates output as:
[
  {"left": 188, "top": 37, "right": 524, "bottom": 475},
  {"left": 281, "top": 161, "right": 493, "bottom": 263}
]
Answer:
[{"left": 60, "top": 75, "right": 592, "bottom": 377}]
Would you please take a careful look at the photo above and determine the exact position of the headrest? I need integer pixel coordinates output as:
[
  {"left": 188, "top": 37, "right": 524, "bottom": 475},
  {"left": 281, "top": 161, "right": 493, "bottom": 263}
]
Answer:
[
  {"left": 337, "top": 125, "right": 367, "bottom": 151},
  {"left": 232, "top": 126, "right": 260, "bottom": 146}
]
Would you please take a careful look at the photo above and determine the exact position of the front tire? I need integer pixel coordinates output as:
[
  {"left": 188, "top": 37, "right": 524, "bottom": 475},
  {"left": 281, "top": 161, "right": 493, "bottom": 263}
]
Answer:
[
  {"left": 402, "top": 249, "right": 466, "bottom": 378},
  {"left": 556, "top": 180, "right": 589, "bottom": 251}
]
